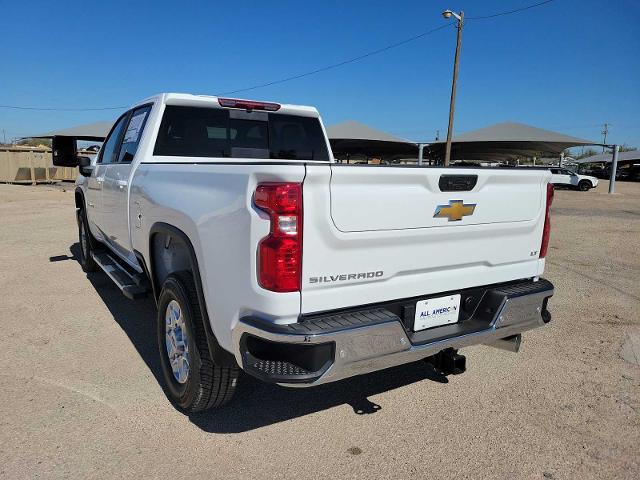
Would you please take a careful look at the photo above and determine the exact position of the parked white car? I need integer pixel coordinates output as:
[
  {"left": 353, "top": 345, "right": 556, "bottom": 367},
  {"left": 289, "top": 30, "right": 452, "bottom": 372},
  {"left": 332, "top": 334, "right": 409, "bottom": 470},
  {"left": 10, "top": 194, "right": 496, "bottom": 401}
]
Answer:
[
  {"left": 53, "top": 93, "right": 556, "bottom": 412},
  {"left": 550, "top": 167, "right": 598, "bottom": 191}
]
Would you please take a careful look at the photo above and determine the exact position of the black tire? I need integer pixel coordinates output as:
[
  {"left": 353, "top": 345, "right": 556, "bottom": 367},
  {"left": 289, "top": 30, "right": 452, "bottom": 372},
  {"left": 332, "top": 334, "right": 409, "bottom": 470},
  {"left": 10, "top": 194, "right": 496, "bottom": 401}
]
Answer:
[
  {"left": 578, "top": 180, "right": 591, "bottom": 191},
  {"left": 77, "top": 208, "right": 98, "bottom": 272},
  {"left": 157, "top": 272, "right": 238, "bottom": 412}
]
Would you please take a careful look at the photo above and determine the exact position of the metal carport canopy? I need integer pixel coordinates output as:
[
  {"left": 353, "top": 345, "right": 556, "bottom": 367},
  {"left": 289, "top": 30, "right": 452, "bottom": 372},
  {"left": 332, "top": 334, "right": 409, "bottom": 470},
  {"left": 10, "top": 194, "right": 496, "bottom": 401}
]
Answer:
[
  {"left": 424, "top": 122, "right": 599, "bottom": 161},
  {"left": 27, "top": 121, "right": 113, "bottom": 141},
  {"left": 326, "top": 120, "right": 419, "bottom": 158},
  {"left": 574, "top": 150, "right": 640, "bottom": 164}
]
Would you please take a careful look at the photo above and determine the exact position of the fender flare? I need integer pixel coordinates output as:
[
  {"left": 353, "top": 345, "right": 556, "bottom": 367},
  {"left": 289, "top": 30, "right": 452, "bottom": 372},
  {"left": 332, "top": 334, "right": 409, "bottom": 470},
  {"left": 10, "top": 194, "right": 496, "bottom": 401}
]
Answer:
[
  {"left": 74, "top": 188, "right": 98, "bottom": 249},
  {"left": 74, "top": 187, "right": 85, "bottom": 216},
  {"left": 148, "top": 222, "right": 237, "bottom": 367}
]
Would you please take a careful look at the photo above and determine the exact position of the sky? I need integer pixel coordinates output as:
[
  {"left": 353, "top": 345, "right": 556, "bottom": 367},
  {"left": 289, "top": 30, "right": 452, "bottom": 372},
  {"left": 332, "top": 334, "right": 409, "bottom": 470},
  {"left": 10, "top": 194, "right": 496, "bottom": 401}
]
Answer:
[{"left": 1, "top": 0, "right": 639, "bottom": 149}]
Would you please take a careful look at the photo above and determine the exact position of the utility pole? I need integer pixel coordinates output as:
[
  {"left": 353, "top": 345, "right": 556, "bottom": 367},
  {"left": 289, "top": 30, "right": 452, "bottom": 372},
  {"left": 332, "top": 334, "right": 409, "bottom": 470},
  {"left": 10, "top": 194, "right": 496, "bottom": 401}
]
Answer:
[
  {"left": 442, "top": 9, "right": 464, "bottom": 167},
  {"left": 601, "top": 123, "right": 610, "bottom": 153},
  {"left": 609, "top": 145, "right": 619, "bottom": 194},
  {"left": 1, "top": 129, "right": 5, "bottom": 145}
]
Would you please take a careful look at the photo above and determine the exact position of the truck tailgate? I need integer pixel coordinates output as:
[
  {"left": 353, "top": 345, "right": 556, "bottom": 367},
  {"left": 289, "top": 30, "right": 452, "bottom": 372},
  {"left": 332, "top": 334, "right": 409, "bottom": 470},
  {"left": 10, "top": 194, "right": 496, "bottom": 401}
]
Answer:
[
  {"left": 329, "top": 167, "right": 543, "bottom": 231},
  {"left": 300, "top": 165, "right": 550, "bottom": 314}
]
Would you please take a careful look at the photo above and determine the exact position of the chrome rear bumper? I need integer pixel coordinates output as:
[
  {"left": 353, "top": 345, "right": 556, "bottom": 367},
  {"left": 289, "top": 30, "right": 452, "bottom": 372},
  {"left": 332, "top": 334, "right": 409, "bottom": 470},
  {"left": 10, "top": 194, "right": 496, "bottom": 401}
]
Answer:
[{"left": 233, "top": 278, "right": 554, "bottom": 387}]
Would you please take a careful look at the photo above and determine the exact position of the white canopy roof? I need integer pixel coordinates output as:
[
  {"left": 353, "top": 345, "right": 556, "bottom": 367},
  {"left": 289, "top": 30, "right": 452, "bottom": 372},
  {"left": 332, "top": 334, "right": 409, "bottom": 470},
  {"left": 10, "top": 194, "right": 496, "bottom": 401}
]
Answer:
[
  {"left": 425, "top": 122, "right": 598, "bottom": 161},
  {"left": 574, "top": 150, "right": 640, "bottom": 164},
  {"left": 28, "top": 121, "right": 113, "bottom": 141}
]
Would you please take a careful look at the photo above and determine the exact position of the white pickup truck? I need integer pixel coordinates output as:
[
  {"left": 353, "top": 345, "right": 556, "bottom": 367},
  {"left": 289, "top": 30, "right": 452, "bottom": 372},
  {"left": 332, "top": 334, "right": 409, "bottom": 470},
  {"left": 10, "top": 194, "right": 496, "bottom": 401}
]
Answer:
[{"left": 53, "top": 93, "right": 555, "bottom": 412}]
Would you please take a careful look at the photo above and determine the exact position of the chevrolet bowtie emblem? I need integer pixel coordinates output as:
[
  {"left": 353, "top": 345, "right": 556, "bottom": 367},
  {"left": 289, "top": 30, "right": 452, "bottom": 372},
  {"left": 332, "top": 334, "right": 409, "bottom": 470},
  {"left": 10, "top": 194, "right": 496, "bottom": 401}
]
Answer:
[{"left": 434, "top": 200, "right": 476, "bottom": 221}]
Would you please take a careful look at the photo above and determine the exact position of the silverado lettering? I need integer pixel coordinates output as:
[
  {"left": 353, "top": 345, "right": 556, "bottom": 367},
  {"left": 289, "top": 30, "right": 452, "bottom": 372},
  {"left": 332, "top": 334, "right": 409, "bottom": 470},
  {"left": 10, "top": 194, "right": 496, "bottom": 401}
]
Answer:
[{"left": 309, "top": 271, "right": 384, "bottom": 283}]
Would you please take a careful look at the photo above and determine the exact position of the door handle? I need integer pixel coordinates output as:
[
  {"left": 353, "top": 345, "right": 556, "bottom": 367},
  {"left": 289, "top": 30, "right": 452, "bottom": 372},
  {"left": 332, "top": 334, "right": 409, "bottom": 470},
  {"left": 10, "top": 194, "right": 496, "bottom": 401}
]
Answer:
[{"left": 117, "top": 180, "right": 128, "bottom": 189}]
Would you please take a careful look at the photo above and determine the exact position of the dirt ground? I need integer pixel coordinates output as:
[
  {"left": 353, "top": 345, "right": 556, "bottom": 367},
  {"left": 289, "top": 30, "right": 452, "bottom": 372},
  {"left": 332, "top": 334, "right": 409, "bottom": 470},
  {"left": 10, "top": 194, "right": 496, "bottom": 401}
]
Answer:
[{"left": 0, "top": 180, "right": 638, "bottom": 480}]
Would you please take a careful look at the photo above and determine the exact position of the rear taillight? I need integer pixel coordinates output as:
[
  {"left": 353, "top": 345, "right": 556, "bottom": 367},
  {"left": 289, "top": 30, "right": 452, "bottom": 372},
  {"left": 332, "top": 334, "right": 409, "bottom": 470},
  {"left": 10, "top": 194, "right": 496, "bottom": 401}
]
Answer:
[
  {"left": 539, "top": 183, "right": 554, "bottom": 258},
  {"left": 218, "top": 97, "right": 281, "bottom": 111},
  {"left": 254, "top": 183, "right": 302, "bottom": 292}
]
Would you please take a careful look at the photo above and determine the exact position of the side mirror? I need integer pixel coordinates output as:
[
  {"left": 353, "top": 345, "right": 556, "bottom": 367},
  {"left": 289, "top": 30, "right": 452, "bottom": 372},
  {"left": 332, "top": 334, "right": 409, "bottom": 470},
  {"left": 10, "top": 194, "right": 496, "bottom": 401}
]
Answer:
[
  {"left": 78, "top": 156, "right": 94, "bottom": 177},
  {"left": 52, "top": 136, "right": 79, "bottom": 167}
]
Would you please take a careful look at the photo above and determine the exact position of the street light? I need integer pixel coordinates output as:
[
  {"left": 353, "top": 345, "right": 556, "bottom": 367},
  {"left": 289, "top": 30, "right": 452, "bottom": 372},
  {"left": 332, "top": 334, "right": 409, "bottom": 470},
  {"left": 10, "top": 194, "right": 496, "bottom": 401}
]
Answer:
[{"left": 442, "top": 9, "right": 464, "bottom": 167}]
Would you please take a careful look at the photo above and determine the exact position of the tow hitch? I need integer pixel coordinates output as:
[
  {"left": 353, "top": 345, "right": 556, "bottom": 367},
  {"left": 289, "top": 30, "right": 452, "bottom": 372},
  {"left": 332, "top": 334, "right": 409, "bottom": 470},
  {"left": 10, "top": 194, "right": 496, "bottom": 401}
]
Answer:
[{"left": 425, "top": 348, "right": 466, "bottom": 375}]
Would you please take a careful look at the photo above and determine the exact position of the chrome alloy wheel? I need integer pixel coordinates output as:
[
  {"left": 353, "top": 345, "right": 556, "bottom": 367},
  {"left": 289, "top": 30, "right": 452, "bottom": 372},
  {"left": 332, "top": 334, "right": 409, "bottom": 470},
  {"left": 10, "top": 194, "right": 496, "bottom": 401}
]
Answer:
[{"left": 165, "top": 299, "right": 190, "bottom": 384}]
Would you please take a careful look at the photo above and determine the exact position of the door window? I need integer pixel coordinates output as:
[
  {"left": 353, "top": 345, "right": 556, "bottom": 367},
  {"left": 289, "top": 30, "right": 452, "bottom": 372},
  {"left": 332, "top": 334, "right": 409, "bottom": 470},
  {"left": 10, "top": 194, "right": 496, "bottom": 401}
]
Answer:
[
  {"left": 118, "top": 106, "right": 152, "bottom": 163},
  {"left": 98, "top": 114, "right": 129, "bottom": 164}
]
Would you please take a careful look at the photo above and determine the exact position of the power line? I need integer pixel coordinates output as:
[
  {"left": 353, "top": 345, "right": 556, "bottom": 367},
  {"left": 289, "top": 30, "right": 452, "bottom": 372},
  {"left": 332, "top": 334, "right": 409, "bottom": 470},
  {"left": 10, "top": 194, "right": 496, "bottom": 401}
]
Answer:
[
  {"left": 219, "top": 0, "right": 556, "bottom": 95},
  {"left": 466, "top": 0, "right": 555, "bottom": 20},
  {"left": 217, "top": 23, "right": 454, "bottom": 95},
  {"left": 545, "top": 123, "right": 604, "bottom": 130},
  {"left": 0, "top": 0, "right": 557, "bottom": 110},
  {"left": 0, "top": 104, "right": 127, "bottom": 111}
]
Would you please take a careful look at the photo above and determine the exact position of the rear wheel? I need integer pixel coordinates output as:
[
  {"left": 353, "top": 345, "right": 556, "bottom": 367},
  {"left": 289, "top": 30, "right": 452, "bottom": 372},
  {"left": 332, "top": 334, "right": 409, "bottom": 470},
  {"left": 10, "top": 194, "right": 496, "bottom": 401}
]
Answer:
[
  {"left": 157, "top": 272, "right": 238, "bottom": 412},
  {"left": 77, "top": 209, "right": 97, "bottom": 272},
  {"left": 578, "top": 180, "right": 591, "bottom": 191}
]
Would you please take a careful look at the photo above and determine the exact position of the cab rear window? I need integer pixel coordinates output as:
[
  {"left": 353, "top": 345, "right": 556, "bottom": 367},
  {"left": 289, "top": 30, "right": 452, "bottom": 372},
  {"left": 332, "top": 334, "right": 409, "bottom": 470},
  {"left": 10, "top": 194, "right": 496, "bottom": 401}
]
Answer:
[{"left": 154, "top": 106, "right": 329, "bottom": 161}]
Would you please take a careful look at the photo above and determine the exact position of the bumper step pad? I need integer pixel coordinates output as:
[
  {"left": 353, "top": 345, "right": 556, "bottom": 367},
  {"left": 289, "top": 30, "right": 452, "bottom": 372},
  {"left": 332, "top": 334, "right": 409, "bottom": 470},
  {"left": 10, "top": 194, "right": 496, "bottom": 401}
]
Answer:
[
  {"left": 251, "top": 359, "right": 310, "bottom": 377},
  {"left": 287, "top": 308, "right": 400, "bottom": 334}
]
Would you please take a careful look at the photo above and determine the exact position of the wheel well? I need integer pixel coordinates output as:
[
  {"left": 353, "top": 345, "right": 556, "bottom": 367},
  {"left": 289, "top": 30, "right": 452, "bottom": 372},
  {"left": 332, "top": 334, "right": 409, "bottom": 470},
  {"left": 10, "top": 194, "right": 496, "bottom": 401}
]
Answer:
[
  {"left": 150, "top": 229, "right": 192, "bottom": 293},
  {"left": 75, "top": 190, "right": 84, "bottom": 209},
  {"left": 148, "top": 222, "right": 237, "bottom": 367}
]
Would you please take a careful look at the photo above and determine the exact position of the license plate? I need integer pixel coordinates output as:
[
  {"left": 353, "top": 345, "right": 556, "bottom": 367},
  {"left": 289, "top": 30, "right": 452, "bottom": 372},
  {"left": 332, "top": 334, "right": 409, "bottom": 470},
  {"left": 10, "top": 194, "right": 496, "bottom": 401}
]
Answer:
[{"left": 414, "top": 294, "right": 461, "bottom": 331}]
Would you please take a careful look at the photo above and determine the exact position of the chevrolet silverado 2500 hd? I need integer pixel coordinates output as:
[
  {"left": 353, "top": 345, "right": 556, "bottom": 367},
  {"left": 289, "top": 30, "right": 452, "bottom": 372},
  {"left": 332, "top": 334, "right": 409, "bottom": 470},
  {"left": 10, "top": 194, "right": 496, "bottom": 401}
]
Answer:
[{"left": 52, "top": 93, "right": 555, "bottom": 412}]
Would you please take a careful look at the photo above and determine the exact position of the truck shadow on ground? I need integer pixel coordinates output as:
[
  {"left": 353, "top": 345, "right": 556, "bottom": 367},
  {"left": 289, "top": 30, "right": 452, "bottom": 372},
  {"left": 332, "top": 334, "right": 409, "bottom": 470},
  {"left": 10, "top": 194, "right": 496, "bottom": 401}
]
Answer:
[{"left": 68, "top": 243, "right": 449, "bottom": 433}]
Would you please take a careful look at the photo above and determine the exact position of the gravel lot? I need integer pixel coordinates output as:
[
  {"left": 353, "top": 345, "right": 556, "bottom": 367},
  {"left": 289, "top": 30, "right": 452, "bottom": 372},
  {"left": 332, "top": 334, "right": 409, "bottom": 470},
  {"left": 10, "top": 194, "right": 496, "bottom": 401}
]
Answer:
[{"left": 0, "top": 180, "right": 638, "bottom": 480}]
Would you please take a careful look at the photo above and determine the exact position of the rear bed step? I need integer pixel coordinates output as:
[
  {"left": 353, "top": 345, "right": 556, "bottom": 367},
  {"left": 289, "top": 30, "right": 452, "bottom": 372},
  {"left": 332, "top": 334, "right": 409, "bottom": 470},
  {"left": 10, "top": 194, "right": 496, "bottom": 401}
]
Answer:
[{"left": 91, "top": 251, "right": 149, "bottom": 300}]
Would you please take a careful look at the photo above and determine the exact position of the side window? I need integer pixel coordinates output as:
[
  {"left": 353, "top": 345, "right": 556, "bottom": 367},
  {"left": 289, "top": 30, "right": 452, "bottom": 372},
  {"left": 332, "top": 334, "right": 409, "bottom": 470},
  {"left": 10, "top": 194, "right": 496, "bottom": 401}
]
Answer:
[
  {"left": 154, "top": 106, "right": 228, "bottom": 157},
  {"left": 269, "top": 114, "right": 329, "bottom": 160},
  {"left": 118, "top": 106, "right": 152, "bottom": 163},
  {"left": 98, "top": 114, "right": 129, "bottom": 164}
]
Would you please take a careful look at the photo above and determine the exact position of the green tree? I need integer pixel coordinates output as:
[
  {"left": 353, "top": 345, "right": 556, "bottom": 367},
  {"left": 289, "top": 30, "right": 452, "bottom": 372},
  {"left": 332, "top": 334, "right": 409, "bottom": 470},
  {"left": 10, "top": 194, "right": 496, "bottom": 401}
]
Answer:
[
  {"left": 16, "top": 138, "right": 51, "bottom": 148},
  {"left": 575, "top": 148, "right": 599, "bottom": 160}
]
